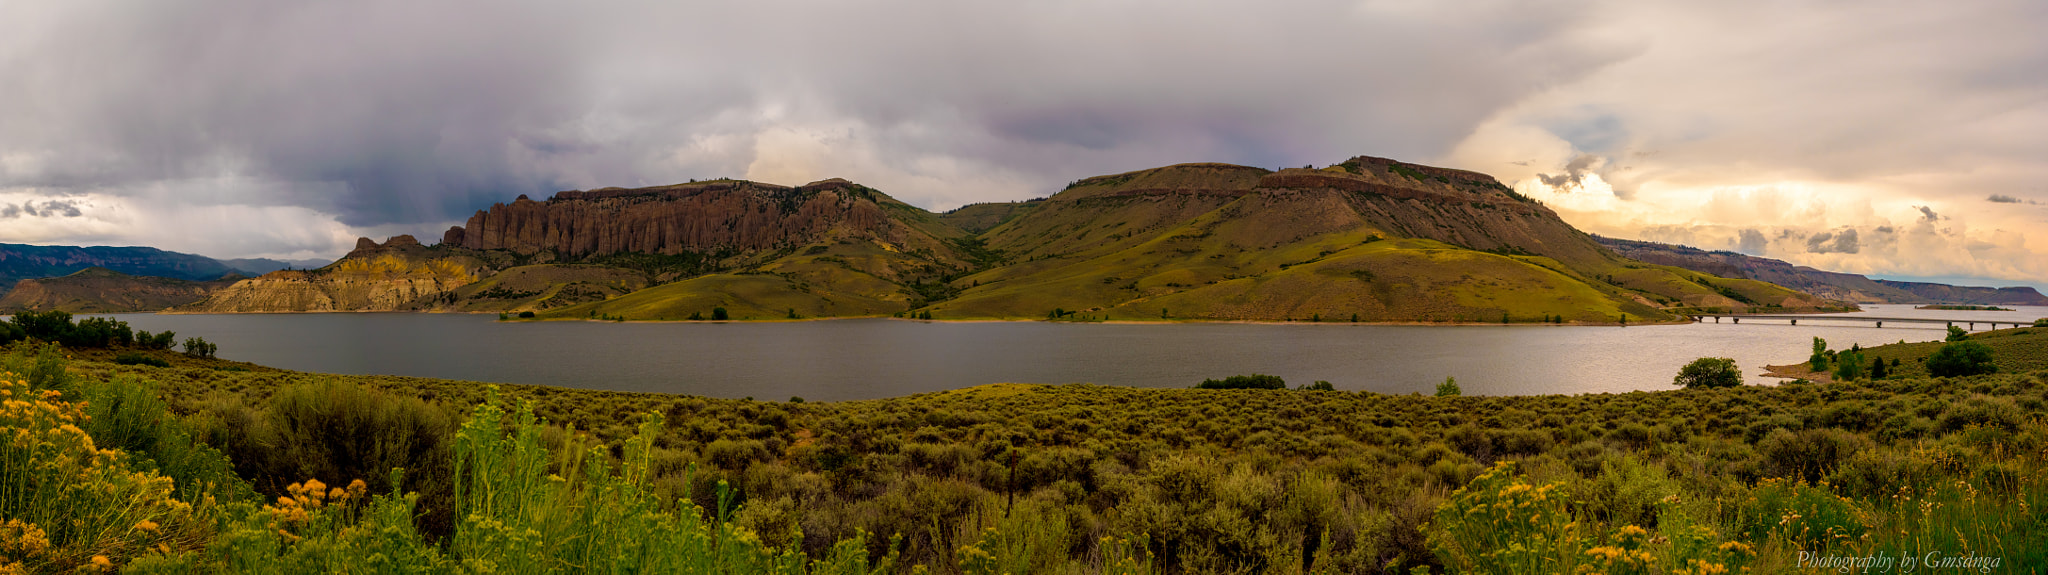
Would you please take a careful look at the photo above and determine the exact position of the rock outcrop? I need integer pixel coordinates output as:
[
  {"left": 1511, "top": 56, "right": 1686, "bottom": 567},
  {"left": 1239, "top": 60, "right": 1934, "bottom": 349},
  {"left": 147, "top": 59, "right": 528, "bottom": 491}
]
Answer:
[
  {"left": 443, "top": 179, "right": 949, "bottom": 258},
  {"left": 178, "top": 236, "right": 487, "bottom": 313}
]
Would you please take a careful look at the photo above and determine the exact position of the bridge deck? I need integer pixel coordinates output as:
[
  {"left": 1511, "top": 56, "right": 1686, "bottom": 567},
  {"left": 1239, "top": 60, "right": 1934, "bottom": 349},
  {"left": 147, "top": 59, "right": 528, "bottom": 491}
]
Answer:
[{"left": 1688, "top": 314, "right": 2033, "bottom": 328}]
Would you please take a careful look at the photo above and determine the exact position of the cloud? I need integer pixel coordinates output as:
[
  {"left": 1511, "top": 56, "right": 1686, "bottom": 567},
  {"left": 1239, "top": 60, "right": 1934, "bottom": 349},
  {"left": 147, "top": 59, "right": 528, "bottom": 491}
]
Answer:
[
  {"left": 1536, "top": 154, "right": 1606, "bottom": 193},
  {"left": 0, "top": 0, "right": 2042, "bottom": 288},
  {"left": 0, "top": 199, "right": 85, "bottom": 219},
  {"left": 0, "top": 0, "right": 1634, "bottom": 256},
  {"left": 1989, "top": 194, "right": 2023, "bottom": 203},
  {"left": 1447, "top": 0, "right": 2048, "bottom": 285},
  {"left": 1915, "top": 206, "right": 1942, "bottom": 222},
  {"left": 1804, "top": 228, "right": 1860, "bottom": 254},
  {"left": 1735, "top": 228, "right": 1767, "bottom": 254}
]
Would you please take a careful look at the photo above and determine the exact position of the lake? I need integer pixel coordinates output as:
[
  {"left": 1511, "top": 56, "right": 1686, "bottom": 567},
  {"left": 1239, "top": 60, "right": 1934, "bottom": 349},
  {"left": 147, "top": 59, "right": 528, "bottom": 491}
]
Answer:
[{"left": 98, "top": 304, "right": 2046, "bottom": 401}]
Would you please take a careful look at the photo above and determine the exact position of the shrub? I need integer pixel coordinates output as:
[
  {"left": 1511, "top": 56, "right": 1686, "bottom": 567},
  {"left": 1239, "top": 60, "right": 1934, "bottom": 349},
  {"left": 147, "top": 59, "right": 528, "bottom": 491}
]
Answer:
[
  {"left": 1756, "top": 428, "right": 1869, "bottom": 482},
  {"left": 1926, "top": 341, "right": 1996, "bottom": 377},
  {"left": 712, "top": 307, "right": 730, "bottom": 321},
  {"left": 1300, "top": 380, "right": 1335, "bottom": 391},
  {"left": 1195, "top": 374, "right": 1285, "bottom": 389},
  {"left": 1808, "top": 337, "right": 1829, "bottom": 371},
  {"left": 112, "top": 352, "right": 171, "bottom": 368},
  {"left": 517, "top": 311, "right": 536, "bottom": 318},
  {"left": 1673, "top": 357, "right": 1741, "bottom": 388},
  {"left": 1947, "top": 325, "right": 1970, "bottom": 342},
  {"left": 1435, "top": 376, "right": 1461, "bottom": 396},
  {"left": 2034, "top": 318, "right": 2048, "bottom": 327},
  {"left": 1736, "top": 478, "right": 1868, "bottom": 547}
]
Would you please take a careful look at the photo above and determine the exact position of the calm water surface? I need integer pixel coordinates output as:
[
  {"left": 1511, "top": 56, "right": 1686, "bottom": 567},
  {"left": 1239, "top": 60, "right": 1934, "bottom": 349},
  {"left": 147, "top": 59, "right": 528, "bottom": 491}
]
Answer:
[{"left": 101, "top": 305, "right": 2046, "bottom": 401}]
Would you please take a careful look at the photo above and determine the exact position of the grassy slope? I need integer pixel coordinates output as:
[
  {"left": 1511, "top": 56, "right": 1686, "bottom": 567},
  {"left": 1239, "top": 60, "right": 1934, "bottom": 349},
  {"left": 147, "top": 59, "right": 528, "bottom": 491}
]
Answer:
[
  {"left": 538, "top": 240, "right": 926, "bottom": 320},
  {"left": 448, "top": 264, "right": 650, "bottom": 312},
  {"left": 1856, "top": 326, "right": 2048, "bottom": 377},
  {"left": 930, "top": 163, "right": 1683, "bottom": 322}
]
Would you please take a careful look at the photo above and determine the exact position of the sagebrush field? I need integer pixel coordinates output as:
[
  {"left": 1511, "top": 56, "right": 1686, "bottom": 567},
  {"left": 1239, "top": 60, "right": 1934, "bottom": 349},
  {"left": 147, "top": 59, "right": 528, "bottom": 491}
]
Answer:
[{"left": 3, "top": 322, "right": 2044, "bottom": 573}]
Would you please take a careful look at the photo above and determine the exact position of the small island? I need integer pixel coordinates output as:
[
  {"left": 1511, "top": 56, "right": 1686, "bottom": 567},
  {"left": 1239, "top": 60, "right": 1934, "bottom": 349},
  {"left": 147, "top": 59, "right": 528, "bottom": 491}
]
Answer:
[{"left": 1915, "top": 304, "right": 2015, "bottom": 311}]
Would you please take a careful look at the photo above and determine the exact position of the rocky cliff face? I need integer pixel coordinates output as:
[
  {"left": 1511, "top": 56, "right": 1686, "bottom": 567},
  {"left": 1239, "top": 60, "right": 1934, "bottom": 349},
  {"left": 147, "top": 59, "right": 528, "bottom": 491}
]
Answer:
[
  {"left": 443, "top": 179, "right": 951, "bottom": 259},
  {"left": 178, "top": 236, "right": 488, "bottom": 313}
]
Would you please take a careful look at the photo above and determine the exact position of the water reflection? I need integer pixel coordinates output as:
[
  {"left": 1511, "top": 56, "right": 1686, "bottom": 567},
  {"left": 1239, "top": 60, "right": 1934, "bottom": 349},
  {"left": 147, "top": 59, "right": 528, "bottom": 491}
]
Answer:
[{"left": 99, "top": 305, "right": 2035, "bottom": 401}]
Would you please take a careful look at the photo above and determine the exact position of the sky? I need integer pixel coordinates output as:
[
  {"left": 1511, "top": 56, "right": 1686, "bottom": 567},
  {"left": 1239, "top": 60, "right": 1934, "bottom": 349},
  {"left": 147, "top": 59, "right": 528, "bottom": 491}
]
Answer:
[{"left": 0, "top": 0, "right": 2043, "bottom": 288}]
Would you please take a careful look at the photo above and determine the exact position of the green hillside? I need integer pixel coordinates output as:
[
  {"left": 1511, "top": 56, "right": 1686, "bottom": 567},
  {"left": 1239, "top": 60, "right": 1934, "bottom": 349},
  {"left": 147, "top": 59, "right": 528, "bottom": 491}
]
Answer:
[
  {"left": 905, "top": 157, "right": 1831, "bottom": 323},
  {"left": 252, "top": 155, "right": 1834, "bottom": 323}
]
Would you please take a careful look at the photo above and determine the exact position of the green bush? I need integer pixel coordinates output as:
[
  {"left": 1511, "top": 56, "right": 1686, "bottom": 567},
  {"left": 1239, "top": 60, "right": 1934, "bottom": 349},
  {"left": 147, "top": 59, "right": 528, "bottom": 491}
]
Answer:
[
  {"left": 1926, "top": 341, "right": 1996, "bottom": 377},
  {"left": 1435, "top": 376, "right": 1461, "bottom": 396},
  {"left": 1756, "top": 428, "right": 1869, "bottom": 482},
  {"left": 113, "top": 352, "right": 171, "bottom": 368},
  {"left": 1195, "top": 374, "right": 1285, "bottom": 389},
  {"left": 1673, "top": 357, "right": 1741, "bottom": 388},
  {"left": 713, "top": 307, "right": 730, "bottom": 321},
  {"left": 1736, "top": 478, "right": 1868, "bottom": 547},
  {"left": 1947, "top": 325, "right": 1970, "bottom": 342}
]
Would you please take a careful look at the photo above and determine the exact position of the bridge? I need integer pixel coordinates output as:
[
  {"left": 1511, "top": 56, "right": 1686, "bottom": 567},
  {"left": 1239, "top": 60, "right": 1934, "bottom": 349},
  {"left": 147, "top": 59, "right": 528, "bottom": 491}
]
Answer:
[{"left": 1689, "top": 314, "right": 2034, "bottom": 330}]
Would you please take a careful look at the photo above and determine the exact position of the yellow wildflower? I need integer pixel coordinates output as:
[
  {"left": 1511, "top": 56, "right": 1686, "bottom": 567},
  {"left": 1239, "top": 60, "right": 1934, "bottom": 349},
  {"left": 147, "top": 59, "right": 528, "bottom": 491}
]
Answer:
[
  {"left": 133, "top": 519, "right": 159, "bottom": 532},
  {"left": 90, "top": 555, "right": 112, "bottom": 570}
]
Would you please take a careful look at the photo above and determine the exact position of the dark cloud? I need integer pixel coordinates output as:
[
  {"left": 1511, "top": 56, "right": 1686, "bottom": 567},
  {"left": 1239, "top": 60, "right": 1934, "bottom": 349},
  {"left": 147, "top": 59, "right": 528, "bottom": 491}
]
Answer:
[
  {"left": 0, "top": 0, "right": 1629, "bottom": 228},
  {"left": 1805, "top": 228, "right": 1860, "bottom": 254},
  {"left": 1874, "top": 225, "right": 1895, "bottom": 234},
  {"left": 1537, "top": 154, "right": 1605, "bottom": 192},
  {"left": 1736, "top": 228, "right": 1767, "bottom": 254},
  {"left": 1915, "top": 206, "right": 1943, "bottom": 222},
  {"left": 1988, "top": 194, "right": 2023, "bottom": 203},
  {"left": 0, "top": 200, "right": 84, "bottom": 218}
]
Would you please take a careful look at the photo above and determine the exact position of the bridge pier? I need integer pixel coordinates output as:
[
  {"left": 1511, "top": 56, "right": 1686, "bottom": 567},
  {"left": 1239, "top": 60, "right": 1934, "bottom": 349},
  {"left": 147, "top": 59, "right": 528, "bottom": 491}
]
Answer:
[
  {"left": 1791, "top": 319, "right": 1797, "bottom": 325},
  {"left": 1733, "top": 317, "right": 1740, "bottom": 324},
  {"left": 1876, "top": 321, "right": 1882, "bottom": 328}
]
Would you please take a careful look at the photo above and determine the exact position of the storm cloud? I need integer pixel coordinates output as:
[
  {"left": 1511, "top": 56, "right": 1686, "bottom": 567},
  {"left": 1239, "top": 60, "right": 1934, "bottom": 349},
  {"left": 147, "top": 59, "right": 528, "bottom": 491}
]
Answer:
[
  {"left": 1, "top": 0, "right": 2044, "bottom": 287},
  {"left": 0, "top": 0, "right": 1629, "bottom": 233},
  {"left": 1805, "top": 229, "right": 1860, "bottom": 254},
  {"left": 1536, "top": 154, "right": 1606, "bottom": 193},
  {"left": 0, "top": 200, "right": 84, "bottom": 219}
]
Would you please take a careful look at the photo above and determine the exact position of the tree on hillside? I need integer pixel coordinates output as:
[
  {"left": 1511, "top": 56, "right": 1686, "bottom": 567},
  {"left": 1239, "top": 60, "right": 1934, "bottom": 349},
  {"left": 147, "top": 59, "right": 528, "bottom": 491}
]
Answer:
[
  {"left": 1435, "top": 376, "right": 1461, "bottom": 396},
  {"left": 1674, "top": 357, "right": 1742, "bottom": 388},
  {"left": 1926, "top": 341, "right": 1996, "bottom": 377},
  {"left": 1947, "top": 325, "right": 1970, "bottom": 342},
  {"left": 712, "top": 307, "right": 730, "bottom": 321},
  {"left": 1869, "top": 355, "right": 1889, "bottom": 379},
  {"left": 1809, "top": 337, "right": 1829, "bottom": 371},
  {"left": 1834, "top": 344, "right": 1865, "bottom": 381}
]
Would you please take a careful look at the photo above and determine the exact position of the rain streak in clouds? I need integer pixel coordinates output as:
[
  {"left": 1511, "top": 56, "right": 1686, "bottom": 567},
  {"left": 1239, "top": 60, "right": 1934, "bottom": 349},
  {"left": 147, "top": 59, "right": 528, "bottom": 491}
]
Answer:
[{"left": 0, "top": 0, "right": 2043, "bottom": 288}]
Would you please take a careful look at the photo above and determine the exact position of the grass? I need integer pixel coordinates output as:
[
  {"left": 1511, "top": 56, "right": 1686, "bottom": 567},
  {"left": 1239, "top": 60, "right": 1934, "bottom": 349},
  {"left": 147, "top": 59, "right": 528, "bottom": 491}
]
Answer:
[
  {"left": 449, "top": 264, "right": 649, "bottom": 312},
  {"left": 13, "top": 336, "right": 2047, "bottom": 573}
]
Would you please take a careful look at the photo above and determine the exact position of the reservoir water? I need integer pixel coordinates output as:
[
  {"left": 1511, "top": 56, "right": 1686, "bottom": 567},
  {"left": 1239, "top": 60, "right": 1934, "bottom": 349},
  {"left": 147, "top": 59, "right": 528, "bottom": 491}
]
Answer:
[{"left": 99, "top": 304, "right": 2046, "bottom": 401}]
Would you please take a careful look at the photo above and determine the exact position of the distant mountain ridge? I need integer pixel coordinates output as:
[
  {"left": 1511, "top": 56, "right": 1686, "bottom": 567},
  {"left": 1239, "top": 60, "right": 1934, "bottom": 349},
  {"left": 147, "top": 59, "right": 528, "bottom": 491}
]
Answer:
[
  {"left": 0, "top": 243, "right": 329, "bottom": 297},
  {"left": 185, "top": 154, "right": 1843, "bottom": 322},
  {"left": 0, "top": 267, "right": 245, "bottom": 313},
  {"left": 1593, "top": 236, "right": 2048, "bottom": 306}
]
